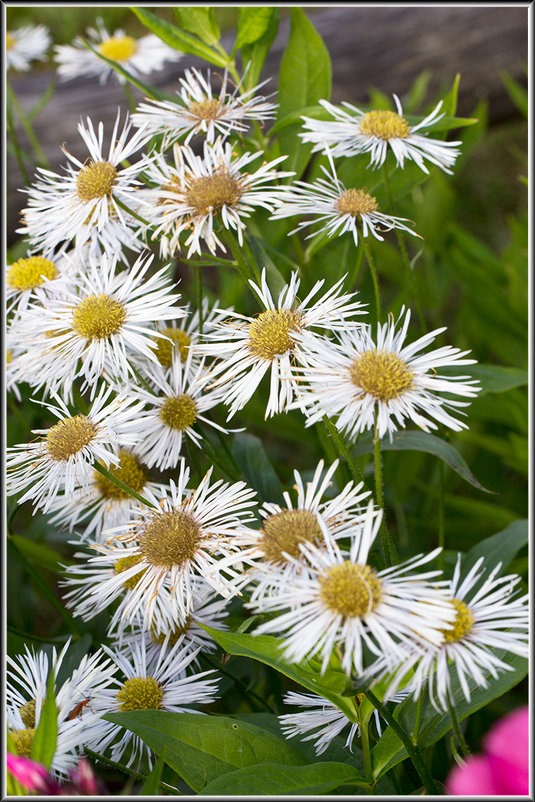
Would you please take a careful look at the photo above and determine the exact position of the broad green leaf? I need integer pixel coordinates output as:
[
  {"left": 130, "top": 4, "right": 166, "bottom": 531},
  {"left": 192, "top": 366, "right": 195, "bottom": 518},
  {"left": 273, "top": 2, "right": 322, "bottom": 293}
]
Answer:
[
  {"left": 239, "top": 8, "right": 279, "bottom": 92},
  {"left": 440, "top": 73, "right": 460, "bottom": 120},
  {"left": 198, "top": 761, "right": 368, "bottom": 795},
  {"left": 231, "top": 432, "right": 284, "bottom": 504},
  {"left": 352, "top": 431, "right": 494, "bottom": 493},
  {"left": 277, "top": 8, "right": 332, "bottom": 179},
  {"left": 8, "top": 535, "right": 64, "bottom": 572},
  {"left": 81, "top": 37, "right": 171, "bottom": 101},
  {"left": 131, "top": 7, "right": 227, "bottom": 67},
  {"left": 466, "top": 363, "right": 528, "bottom": 395},
  {"left": 371, "top": 651, "right": 528, "bottom": 779},
  {"left": 267, "top": 104, "right": 330, "bottom": 137},
  {"left": 235, "top": 7, "right": 274, "bottom": 49},
  {"left": 247, "top": 234, "right": 288, "bottom": 297},
  {"left": 174, "top": 7, "right": 220, "bottom": 46},
  {"left": 201, "top": 626, "right": 358, "bottom": 722},
  {"left": 104, "top": 711, "right": 306, "bottom": 792},
  {"left": 31, "top": 665, "right": 57, "bottom": 770},
  {"left": 462, "top": 519, "right": 528, "bottom": 575}
]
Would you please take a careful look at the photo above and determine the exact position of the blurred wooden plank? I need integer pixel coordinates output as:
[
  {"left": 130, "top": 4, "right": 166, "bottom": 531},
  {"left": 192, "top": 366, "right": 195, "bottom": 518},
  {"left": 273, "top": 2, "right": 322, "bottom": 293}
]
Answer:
[{"left": 7, "top": 5, "right": 527, "bottom": 245}]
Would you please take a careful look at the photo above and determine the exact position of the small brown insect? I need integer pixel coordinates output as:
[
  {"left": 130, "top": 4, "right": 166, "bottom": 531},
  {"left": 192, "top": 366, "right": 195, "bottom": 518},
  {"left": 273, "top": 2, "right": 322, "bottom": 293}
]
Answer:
[{"left": 66, "top": 699, "right": 90, "bottom": 720}]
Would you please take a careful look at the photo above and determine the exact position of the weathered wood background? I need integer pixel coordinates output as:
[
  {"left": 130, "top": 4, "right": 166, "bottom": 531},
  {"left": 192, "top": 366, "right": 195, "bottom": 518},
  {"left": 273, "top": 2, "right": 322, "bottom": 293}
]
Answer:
[{"left": 7, "top": 5, "right": 528, "bottom": 245}]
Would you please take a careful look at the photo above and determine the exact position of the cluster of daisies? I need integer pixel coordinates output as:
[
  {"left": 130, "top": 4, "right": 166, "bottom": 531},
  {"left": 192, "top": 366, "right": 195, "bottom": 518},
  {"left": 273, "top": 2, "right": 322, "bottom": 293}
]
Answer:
[{"left": 6, "top": 20, "right": 528, "bottom": 777}]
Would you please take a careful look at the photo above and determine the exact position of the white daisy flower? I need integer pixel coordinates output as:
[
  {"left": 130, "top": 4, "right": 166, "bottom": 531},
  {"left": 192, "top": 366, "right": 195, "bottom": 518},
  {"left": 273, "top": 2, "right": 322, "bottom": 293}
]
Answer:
[
  {"left": 380, "top": 555, "right": 529, "bottom": 712},
  {"left": 271, "top": 160, "right": 420, "bottom": 246},
  {"left": 62, "top": 459, "right": 258, "bottom": 630},
  {"left": 127, "top": 350, "right": 233, "bottom": 470},
  {"left": 6, "top": 25, "right": 50, "bottom": 71},
  {"left": 6, "top": 252, "right": 76, "bottom": 321},
  {"left": 7, "top": 641, "right": 116, "bottom": 778},
  {"left": 239, "top": 459, "right": 372, "bottom": 601},
  {"left": 6, "top": 385, "right": 143, "bottom": 514},
  {"left": 279, "top": 688, "right": 409, "bottom": 756},
  {"left": 85, "top": 639, "right": 219, "bottom": 769},
  {"left": 196, "top": 268, "right": 366, "bottom": 419},
  {"left": 301, "top": 95, "right": 461, "bottom": 174},
  {"left": 46, "top": 448, "right": 167, "bottom": 543},
  {"left": 113, "top": 580, "right": 231, "bottom": 662},
  {"left": 53, "top": 18, "right": 182, "bottom": 85},
  {"left": 9, "top": 251, "right": 184, "bottom": 400},
  {"left": 17, "top": 109, "right": 150, "bottom": 259},
  {"left": 291, "top": 307, "right": 480, "bottom": 441},
  {"left": 138, "top": 138, "right": 292, "bottom": 258},
  {"left": 250, "top": 501, "right": 455, "bottom": 677},
  {"left": 132, "top": 66, "right": 276, "bottom": 146}
]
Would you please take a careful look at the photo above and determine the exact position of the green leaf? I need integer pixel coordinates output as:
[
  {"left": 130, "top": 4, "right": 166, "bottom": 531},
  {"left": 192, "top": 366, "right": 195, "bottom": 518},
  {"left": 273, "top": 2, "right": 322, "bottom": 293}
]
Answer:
[
  {"left": 235, "top": 7, "right": 274, "bottom": 49},
  {"left": 352, "top": 431, "right": 494, "bottom": 493},
  {"left": 466, "top": 363, "right": 528, "bottom": 395},
  {"left": 231, "top": 432, "right": 284, "bottom": 504},
  {"left": 198, "top": 761, "right": 368, "bottom": 795},
  {"left": 277, "top": 8, "right": 332, "bottom": 179},
  {"left": 139, "top": 750, "right": 165, "bottom": 795},
  {"left": 130, "top": 7, "right": 227, "bottom": 66},
  {"left": 462, "top": 519, "right": 528, "bottom": 575},
  {"left": 104, "top": 711, "right": 306, "bottom": 792},
  {"left": 239, "top": 9, "right": 279, "bottom": 92},
  {"left": 440, "top": 73, "right": 460, "bottom": 119},
  {"left": 201, "top": 626, "right": 358, "bottom": 723},
  {"left": 30, "top": 664, "right": 57, "bottom": 770},
  {"left": 500, "top": 70, "right": 528, "bottom": 118},
  {"left": 174, "top": 7, "right": 220, "bottom": 46},
  {"left": 372, "top": 650, "right": 528, "bottom": 780},
  {"left": 8, "top": 535, "right": 64, "bottom": 572},
  {"left": 247, "top": 234, "right": 288, "bottom": 298}
]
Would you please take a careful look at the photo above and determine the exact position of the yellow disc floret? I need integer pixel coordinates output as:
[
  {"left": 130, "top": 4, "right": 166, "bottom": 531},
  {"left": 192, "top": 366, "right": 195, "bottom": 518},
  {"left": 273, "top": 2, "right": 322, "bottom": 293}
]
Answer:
[
  {"left": 116, "top": 677, "right": 163, "bottom": 712},
  {"left": 7, "top": 257, "right": 58, "bottom": 291},
  {"left": 248, "top": 309, "right": 303, "bottom": 360},
  {"left": 160, "top": 394, "right": 197, "bottom": 431},
  {"left": 76, "top": 160, "right": 117, "bottom": 202},
  {"left": 441, "top": 598, "right": 474, "bottom": 643},
  {"left": 360, "top": 110, "right": 410, "bottom": 140},
  {"left": 335, "top": 189, "right": 378, "bottom": 218},
  {"left": 99, "top": 35, "right": 138, "bottom": 62},
  {"left": 7, "top": 31, "right": 15, "bottom": 51},
  {"left": 188, "top": 98, "right": 223, "bottom": 121},
  {"left": 114, "top": 554, "right": 147, "bottom": 591},
  {"left": 154, "top": 328, "right": 192, "bottom": 367},
  {"left": 139, "top": 508, "right": 201, "bottom": 567},
  {"left": 260, "top": 509, "right": 323, "bottom": 564},
  {"left": 186, "top": 170, "right": 244, "bottom": 216},
  {"left": 350, "top": 349, "right": 414, "bottom": 401},
  {"left": 319, "top": 562, "right": 382, "bottom": 617},
  {"left": 72, "top": 294, "right": 126, "bottom": 340},
  {"left": 93, "top": 450, "right": 149, "bottom": 501},
  {"left": 10, "top": 728, "right": 35, "bottom": 758},
  {"left": 46, "top": 415, "right": 98, "bottom": 461}
]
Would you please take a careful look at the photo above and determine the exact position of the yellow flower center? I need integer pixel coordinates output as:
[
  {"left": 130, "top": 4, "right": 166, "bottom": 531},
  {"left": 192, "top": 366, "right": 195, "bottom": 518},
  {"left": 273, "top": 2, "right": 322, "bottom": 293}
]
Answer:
[
  {"left": 441, "top": 598, "right": 474, "bottom": 643},
  {"left": 10, "top": 728, "right": 35, "bottom": 758},
  {"left": 76, "top": 160, "right": 117, "bottom": 202},
  {"left": 160, "top": 394, "right": 197, "bottom": 431},
  {"left": 139, "top": 508, "right": 201, "bottom": 568},
  {"left": 248, "top": 309, "right": 303, "bottom": 360},
  {"left": 185, "top": 171, "right": 244, "bottom": 216},
  {"left": 319, "top": 562, "right": 382, "bottom": 617},
  {"left": 116, "top": 677, "right": 163, "bottom": 712},
  {"left": 7, "top": 256, "right": 58, "bottom": 291},
  {"left": 188, "top": 98, "right": 223, "bottom": 121},
  {"left": 45, "top": 415, "right": 98, "bottom": 461},
  {"left": 93, "top": 450, "right": 149, "bottom": 501},
  {"left": 114, "top": 554, "right": 148, "bottom": 591},
  {"left": 335, "top": 189, "right": 378, "bottom": 218},
  {"left": 350, "top": 349, "right": 414, "bottom": 401},
  {"left": 7, "top": 31, "right": 15, "bottom": 50},
  {"left": 359, "top": 110, "right": 410, "bottom": 140},
  {"left": 154, "top": 328, "right": 192, "bottom": 367},
  {"left": 99, "top": 35, "right": 138, "bottom": 62},
  {"left": 71, "top": 294, "right": 126, "bottom": 340},
  {"left": 6, "top": 349, "right": 13, "bottom": 365},
  {"left": 151, "top": 616, "right": 192, "bottom": 645},
  {"left": 19, "top": 699, "right": 39, "bottom": 729},
  {"left": 260, "top": 509, "right": 323, "bottom": 564}
]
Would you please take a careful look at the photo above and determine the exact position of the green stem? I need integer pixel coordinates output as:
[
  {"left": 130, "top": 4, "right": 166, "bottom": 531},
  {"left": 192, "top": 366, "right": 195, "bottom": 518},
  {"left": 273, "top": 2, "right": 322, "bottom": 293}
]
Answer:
[
  {"left": 362, "top": 238, "right": 381, "bottom": 323},
  {"left": 7, "top": 78, "right": 49, "bottom": 168},
  {"left": 446, "top": 691, "right": 470, "bottom": 758},
  {"left": 92, "top": 462, "right": 156, "bottom": 509},
  {"left": 381, "top": 163, "right": 427, "bottom": 332},
  {"left": 349, "top": 243, "right": 366, "bottom": 290},
  {"left": 7, "top": 536, "right": 82, "bottom": 637},
  {"left": 194, "top": 263, "right": 204, "bottom": 335},
  {"left": 6, "top": 96, "right": 30, "bottom": 185},
  {"left": 122, "top": 81, "right": 137, "bottom": 113},
  {"left": 438, "top": 461, "right": 445, "bottom": 572},
  {"left": 359, "top": 713, "right": 375, "bottom": 795},
  {"left": 321, "top": 415, "right": 367, "bottom": 486},
  {"left": 373, "top": 418, "right": 398, "bottom": 566},
  {"left": 364, "top": 689, "right": 440, "bottom": 795},
  {"left": 222, "top": 229, "right": 260, "bottom": 288},
  {"left": 412, "top": 693, "right": 423, "bottom": 745},
  {"left": 114, "top": 196, "right": 151, "bottom": 227}
]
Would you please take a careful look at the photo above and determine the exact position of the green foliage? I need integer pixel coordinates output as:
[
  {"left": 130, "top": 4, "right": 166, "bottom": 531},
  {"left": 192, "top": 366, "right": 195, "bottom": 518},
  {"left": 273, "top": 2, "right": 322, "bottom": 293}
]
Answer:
[{"left": 30, "top": 666, "right": 58, "bottom": 769}]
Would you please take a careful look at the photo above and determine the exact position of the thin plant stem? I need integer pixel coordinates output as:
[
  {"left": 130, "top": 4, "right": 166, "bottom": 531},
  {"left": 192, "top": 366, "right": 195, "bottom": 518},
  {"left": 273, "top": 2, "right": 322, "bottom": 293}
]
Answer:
[
  {"left": 222, "top": 230, "right": 260, "bottom": 289},
  {"left": 446, "top": 691, "right": 471, "bottom": 759},
  {"left": 359, "top": 713, "right": 375, "bottom": 795},
  {"left": 412, "top": 693, "right": 424, "bottom": 744},
  {"left": 349, "top": 243, "right": 366, "bottom": 290},
  {"left": 7, "top": 536, "right": 83, "bottom": 637},
  {"left": 381, "top": 163, "right": 427, "bottom": 332},
  {"left": 92, "top": 462, "right": 156, "bottom": 509},
  {"left": 362, "top": 238, "right": 381, "bottom": 323},
  {"left": 194, "top": 263, "right": 204, "bottom": 334},
  {"left": 364, "top": 689, "right": 440, "bottom": 795},
  {"left": 114, "top": 196, "right": 151, "bottom": 227},
  {"left": 122, "top": 81, "right": 137, "bottom": 113},
  {"left": 7, "top": 78, "right": 49, "bottom": 168},
  {"left": 373, "top": 416, "right": 398, "bottom": 566},
  {"left": 438, "top": 461, "right": 445, "bottom": 571},
  {"left": 6, "top": 98, "right": 30, "bottom": 185},
  {"left": 321, "top": 415, "right": 367, "bottom": 487}
]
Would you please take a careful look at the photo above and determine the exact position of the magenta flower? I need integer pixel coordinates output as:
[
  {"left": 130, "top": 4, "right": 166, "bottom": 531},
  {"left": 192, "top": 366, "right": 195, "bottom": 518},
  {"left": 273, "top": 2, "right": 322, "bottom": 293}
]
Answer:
[
  {"left": 446, "top": 706, "right": 529, "bottom": 795},
  {"left": 6, "top": 753, "right": 104, "bottom": 795}
]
